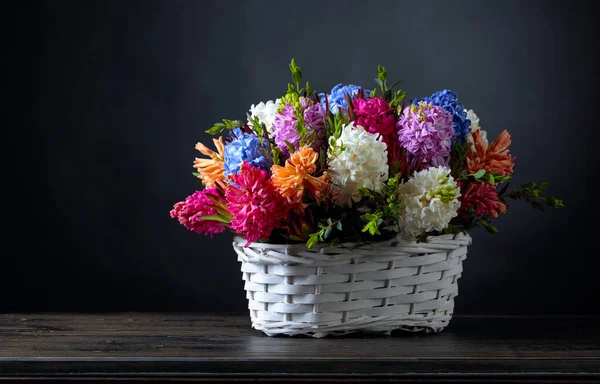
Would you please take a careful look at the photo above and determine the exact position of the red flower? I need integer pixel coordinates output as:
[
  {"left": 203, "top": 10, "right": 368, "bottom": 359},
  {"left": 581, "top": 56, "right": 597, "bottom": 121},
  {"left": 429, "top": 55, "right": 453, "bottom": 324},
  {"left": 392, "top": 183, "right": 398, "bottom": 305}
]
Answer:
[
  {"left": 226, "top": 162, "right": 292, "bottom": 245},
  {"left": 459, "top": 182, "right": 507, "bottom": 218}
]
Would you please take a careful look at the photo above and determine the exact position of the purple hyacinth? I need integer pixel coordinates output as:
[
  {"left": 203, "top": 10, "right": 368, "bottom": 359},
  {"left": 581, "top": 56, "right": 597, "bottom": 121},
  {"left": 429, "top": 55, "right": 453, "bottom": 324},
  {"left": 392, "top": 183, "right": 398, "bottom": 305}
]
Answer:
[
  {"left": 272, "top": 97, "right": 325, "bottom": 156},
  {"left": 397, "top": 102, "right": 455, "bottom": 167},
  {"left": 414, "top": 89, "right": 471, "bottom": 143}
]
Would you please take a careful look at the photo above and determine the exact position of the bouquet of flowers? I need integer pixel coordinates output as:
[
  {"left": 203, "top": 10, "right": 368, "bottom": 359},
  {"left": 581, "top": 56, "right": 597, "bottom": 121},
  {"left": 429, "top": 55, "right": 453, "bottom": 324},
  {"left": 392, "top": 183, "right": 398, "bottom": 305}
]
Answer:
[{"left": 170, "top": 59, "right": 563, "bottom": 248}]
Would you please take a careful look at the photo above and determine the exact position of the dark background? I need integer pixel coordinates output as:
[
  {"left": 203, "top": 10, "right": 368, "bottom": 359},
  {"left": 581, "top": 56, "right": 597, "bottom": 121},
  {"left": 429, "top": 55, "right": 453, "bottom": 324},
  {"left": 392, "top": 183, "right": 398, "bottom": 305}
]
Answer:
[{"left": 6, "top": 0, "right": 598, "bottom": 314}]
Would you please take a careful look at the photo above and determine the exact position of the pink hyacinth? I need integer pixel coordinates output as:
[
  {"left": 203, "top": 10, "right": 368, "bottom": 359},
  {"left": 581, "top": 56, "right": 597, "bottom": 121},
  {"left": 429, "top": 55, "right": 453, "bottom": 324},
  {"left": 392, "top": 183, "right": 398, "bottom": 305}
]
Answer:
[
  {"left": 397, "top": 101, "right": 455, "bottom": 167},
  {"left": 169, "top": 187, "right": 228, "bottom": 237},
  {"left": 352, "top": 97, "right": 396, "bottom": 148},
  {"left": 226, "top": 162, "right": 290, "bottom": 245},
  {"left": 459, "top": 182, "right": 507, "bottom": 218},
  {"left": 272, "top": 97, "right": 325, "bottom": 156}
]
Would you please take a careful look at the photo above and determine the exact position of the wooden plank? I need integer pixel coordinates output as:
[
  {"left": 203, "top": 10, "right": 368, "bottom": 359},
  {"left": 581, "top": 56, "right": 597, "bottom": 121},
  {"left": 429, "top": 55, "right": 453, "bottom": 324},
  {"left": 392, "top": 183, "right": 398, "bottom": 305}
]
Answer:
[{"left": 0, "top": 314, "right": 598, "bottom": 381}]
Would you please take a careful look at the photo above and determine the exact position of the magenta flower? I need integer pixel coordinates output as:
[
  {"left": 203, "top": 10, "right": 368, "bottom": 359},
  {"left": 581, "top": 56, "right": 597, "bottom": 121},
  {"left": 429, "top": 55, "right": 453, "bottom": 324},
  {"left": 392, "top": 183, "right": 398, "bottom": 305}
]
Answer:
[
  {"left": 170, "top": 187, "right": 228, "bottom": 237},
  {"left": 397, "top": 102, "right": 455, "bottom": 167},
  {"left": 226, "top": 162, "right": 290, "bottom": 245},
  {"left": 352, "top": 96, "right": 396, "bottom": 150},
  {"left": 272, "top": 97, "right": 325, "bottom": 156}
]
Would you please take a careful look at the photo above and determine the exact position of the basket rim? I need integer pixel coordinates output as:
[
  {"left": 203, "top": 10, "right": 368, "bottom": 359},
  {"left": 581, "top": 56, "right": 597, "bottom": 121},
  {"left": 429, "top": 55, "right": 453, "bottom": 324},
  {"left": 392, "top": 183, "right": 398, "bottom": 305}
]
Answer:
[
  {"left": 233, "top": 231, "right": 471, "bottom": 251},
  {"left": 233, "top": 232, "right": 471, "bottom": 256}
]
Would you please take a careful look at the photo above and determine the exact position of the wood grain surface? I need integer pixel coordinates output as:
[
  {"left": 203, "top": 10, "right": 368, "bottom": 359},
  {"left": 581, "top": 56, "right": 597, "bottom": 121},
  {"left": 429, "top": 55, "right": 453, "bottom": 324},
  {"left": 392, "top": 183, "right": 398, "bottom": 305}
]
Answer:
[{"left": 1, "top": 313, "right": 598, "bottom": 383}]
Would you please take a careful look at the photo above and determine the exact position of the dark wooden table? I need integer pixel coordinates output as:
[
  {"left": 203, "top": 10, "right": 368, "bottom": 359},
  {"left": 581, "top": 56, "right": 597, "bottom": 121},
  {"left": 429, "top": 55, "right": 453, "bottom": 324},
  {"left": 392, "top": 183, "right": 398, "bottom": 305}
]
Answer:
[{"left": 0, "top": 314, "right": 598, "bottom": 383}]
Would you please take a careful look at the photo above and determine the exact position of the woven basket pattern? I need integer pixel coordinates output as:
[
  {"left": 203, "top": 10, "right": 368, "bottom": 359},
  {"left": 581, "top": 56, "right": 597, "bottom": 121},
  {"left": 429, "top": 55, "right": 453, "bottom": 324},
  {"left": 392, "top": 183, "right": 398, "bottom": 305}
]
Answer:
[{"left": 233, "top": 232, "right": 471, "bottom": 338}]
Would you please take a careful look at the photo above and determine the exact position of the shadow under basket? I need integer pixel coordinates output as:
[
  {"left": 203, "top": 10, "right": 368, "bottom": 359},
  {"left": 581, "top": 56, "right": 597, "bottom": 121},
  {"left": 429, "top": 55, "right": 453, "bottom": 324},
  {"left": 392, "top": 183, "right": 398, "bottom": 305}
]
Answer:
[{"left": 233, "top": 232, "right": 471, "bottom": 338}]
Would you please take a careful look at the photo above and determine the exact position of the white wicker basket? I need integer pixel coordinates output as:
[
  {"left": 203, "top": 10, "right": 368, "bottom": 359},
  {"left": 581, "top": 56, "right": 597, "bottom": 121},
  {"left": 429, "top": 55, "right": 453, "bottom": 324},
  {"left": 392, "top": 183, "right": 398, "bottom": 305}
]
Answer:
[{"left": 233, "top": 232, "right": 471, "bottom": 338}]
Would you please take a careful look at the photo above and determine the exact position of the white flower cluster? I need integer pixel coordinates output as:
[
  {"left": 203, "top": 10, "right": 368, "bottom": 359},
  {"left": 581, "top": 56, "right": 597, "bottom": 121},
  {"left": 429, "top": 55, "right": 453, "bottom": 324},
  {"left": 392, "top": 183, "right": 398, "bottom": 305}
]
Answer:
[
  {"left": 397, "top": 166, "right": 461, "bottom": 239},
  {"left": 248, "top": 99, "right": 281, "bottom": 133},
  {"left": 465, "top": 109, "right": 488, "bottom": 149},
  {"left": 327, "top": 122, "right": 389, "bottom": 206}
]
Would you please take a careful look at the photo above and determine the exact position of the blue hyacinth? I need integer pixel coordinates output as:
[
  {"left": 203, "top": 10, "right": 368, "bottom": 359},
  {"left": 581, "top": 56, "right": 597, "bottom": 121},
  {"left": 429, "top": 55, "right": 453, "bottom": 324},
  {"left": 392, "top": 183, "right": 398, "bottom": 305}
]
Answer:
[
  {"left": 223, "top": 128, "right": 271, "bottom": 176},
  {"left": 414, "top": 89, "right": 471, "bottom": 143},
  {"left": 318, "top": 83, "right": 370, "bottom": 115}
]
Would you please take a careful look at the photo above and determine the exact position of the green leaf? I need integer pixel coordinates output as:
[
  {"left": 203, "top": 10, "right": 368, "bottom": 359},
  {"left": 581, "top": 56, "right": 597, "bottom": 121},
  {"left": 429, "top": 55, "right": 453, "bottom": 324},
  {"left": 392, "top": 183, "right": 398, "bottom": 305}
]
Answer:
[
  {"left": 206, "top": 125, "right": 224, "bottom": 135},
  {"left": 292, "top": 71, "right": 302, "bottom": 87},
  {"left": 284, "top": 140, "right": 295, "bottom": 155},
  {"left": 306, "top": 235, "right": 319, "bottom": 250},
  {"left": 289, "top": 58, "right": 302, "bottom": 90},
  {"left": 249, "top": 116, "right": 263, "bottom": 137},
  {"left": 289, "top": 58, "right": 298, "bottom": 72},
  {"left": 473, "top": 169, "right": 486, "bottom": 180},
  {"left": 361, "top": 222, "right": 372, "bottom": 233},
  {"left": 206, "top": 119, "right": 243, "bottom": 135},
  {"left": 369, "top": 224, "right": 380, "bottom": 236},
  {"left": 295, "top": 121, "right": 307, "bottom": 140},
  {"left": 336, "top": 221, "right": 342, "bottom": 231},
  {"left": 212, "top": 205, "right": 231, "bottom": 219},
  {"left": 199, "top": 215, "right": 230, "bottom": 223},
  {"left": 327, "top": 218, "right": 333, "bottom": 226},
  {"left": 324, "top": 227, "right": 332, "bottom": 239},
  {"left": 480, "top": 220, "right": 499, "bottom": 233},
  {"left": 377, "top": 65, "right": 387, "bottom": 82},
  {"left": 388, "top": 79, "right": 403, "bottom": 90},
  {"left": 365, "top": 213, "right": 377, "bottom": 221},
  {"left": 548, "top": 197, "right": 564, "bottom": 208},
  {"left": 192, "top": 172, "right": 200, "bottom": 177}
]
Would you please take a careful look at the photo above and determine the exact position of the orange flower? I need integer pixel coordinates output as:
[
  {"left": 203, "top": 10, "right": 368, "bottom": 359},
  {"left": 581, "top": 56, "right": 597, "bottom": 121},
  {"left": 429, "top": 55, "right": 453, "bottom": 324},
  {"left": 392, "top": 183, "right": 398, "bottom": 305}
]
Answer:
[
  {"left": 271, "top": 146, "right": 329, "bottom": 203},
  {"left": 193, "top": 137, "right": 226, "bottom": 188},
  {"left": 467, "top": 130, "right": 515, "bottom": 177}
]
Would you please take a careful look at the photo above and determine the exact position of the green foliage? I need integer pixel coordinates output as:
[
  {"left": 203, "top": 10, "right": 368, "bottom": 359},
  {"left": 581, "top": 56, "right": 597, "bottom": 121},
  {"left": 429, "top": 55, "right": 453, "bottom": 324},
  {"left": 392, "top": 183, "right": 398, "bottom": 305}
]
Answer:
[
  {"left": 449, "top": 139, "right": 471, "bottom": 178},
  {"left": 306, "top": 215, "right": 345, "bottom": 250},
  {"left": 323, "top": 112, "right": 350, "bottom": 165},
  {"left": 374, "top": 65, "right": 407, "bottom": 107},
  {"left": 206, "top": 119, "right": 244, "bottom": 135},
  {"left": 389, "top": 89, "right": 407, "bottom": 110},
  {"left": 361, "top": 212, "right": 383, "bottom": 236},
  {"left": 280, "top": 60, "right": 315, "bottom": 145},
  {"left": 504, "top": 182, "right": 564, "bottom": 210},
  {"left": 443, "top": 179, "right": 563, "bottom": 238},
  {"left": 303, "top": 177, "right": 403, "bottom": 249},
  {"left": 473, "top": 169, "right": 486, "bottom": 179},
  {"left": 199, "top": 215, "right": 230, "bottom": 224},
  {"left": 248, "top": 116, "right": 264, "bottom": 138},
  {"left": 479, "top": 217, "right": 499, "bottom": 233},
  {"left": 467, "top": 169, "right": 512, "bottom": 185},
  {"left": 289, "top": 58, "right": 302, "bottom": 92},
  {"left": 283, "top": 140, "right": 296, "bottom": 156},
  {"left": 355, "top": 176, "right": 402, "bottom": 237},
  {"left": 324, "top": 111, "right": 349, "bottom": 142}
]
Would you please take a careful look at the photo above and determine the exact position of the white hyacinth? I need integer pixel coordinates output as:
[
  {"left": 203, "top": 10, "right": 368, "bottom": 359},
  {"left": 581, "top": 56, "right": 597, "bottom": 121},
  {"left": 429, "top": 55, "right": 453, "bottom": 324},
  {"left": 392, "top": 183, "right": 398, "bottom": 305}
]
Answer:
[
  {"left": 327, "top": 122, "right": 389, "bottom": 206},
  {"left": 248, "top": 99, "right": 281, "bottom": 133},
  {"left": 397, "top": 166, "right": 461, "bottom": 239},
  {"left": 465, "top": 109, "right": 488, "bottom": 149}
]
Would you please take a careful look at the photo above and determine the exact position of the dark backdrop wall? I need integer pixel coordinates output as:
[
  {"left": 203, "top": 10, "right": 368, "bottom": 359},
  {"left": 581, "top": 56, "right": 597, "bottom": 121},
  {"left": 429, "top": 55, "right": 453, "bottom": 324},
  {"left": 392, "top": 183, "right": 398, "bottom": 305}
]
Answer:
[{"left": 6, "top": 0, "right": 598, "bottom": 314}]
